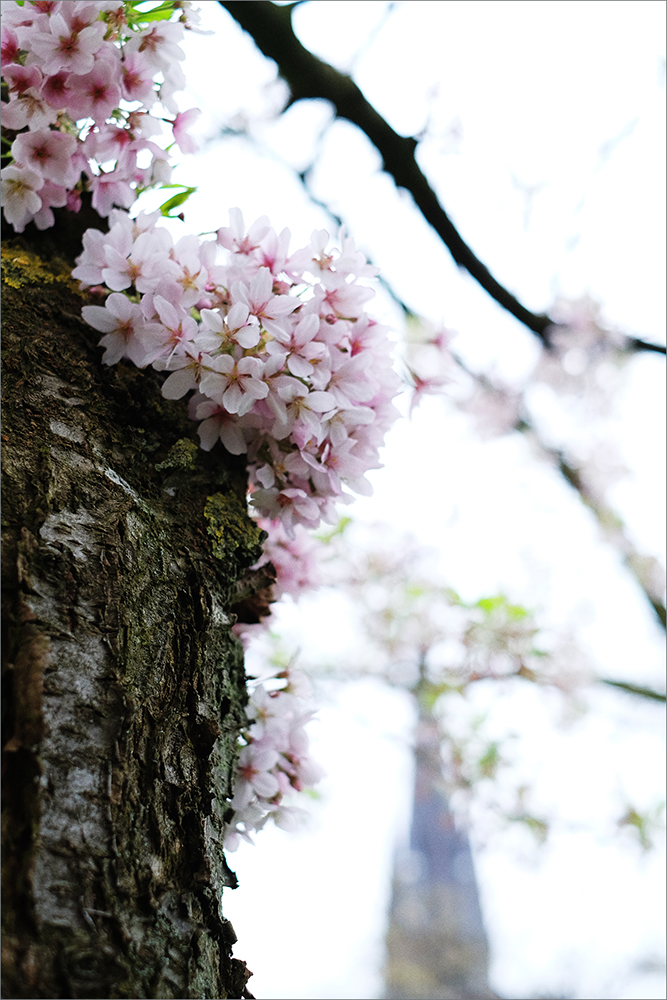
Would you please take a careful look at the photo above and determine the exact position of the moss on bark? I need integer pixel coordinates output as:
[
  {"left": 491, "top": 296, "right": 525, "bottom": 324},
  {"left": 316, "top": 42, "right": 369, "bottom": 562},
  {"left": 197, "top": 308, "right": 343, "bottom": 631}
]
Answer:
[{"left": 2, "top": 240, "right": 259, "bottom": 999}]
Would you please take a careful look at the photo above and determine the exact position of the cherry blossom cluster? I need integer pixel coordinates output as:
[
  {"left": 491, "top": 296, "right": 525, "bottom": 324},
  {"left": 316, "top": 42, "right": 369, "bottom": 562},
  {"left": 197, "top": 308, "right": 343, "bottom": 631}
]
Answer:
[
  {"left": 75, "top": 207, "right": 401, "bottom": 531},
  {"left": 223, "top": 670, "right": 324, "bottom": 851},
  {"left": 1, "top": 0, "right": 202, "bottom": 232}
]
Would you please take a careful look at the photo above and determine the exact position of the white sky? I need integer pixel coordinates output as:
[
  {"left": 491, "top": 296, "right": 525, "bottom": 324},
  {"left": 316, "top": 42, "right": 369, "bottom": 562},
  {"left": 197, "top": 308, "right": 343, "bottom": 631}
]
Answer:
[{"left": 142, "top": 3, "right": 666, "bottom": 998}]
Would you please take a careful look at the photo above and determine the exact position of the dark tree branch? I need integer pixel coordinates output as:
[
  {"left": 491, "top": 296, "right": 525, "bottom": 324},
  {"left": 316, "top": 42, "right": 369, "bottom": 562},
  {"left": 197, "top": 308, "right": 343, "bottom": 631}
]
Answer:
[
  {"left": 626, "top": 336, "right": 666, "bottom": 355},
  {"left": 219, "top": 0, "right": 552, "bottom": 341},
  {"left": 218, "top": 1, "right": 666, "bottom": 356}
]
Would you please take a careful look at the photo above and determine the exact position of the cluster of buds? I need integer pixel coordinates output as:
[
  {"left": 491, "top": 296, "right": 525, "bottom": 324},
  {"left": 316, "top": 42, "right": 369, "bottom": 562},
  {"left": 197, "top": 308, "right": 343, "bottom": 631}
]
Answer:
[
  {"left": 1, "top": 0, "right": 201, "bottom": 231},
  {"left": 223, "top": 670, "right": 324, "bottom": 850},
  {"left": 75, "top": 207, "right": 401, "bottom": 531}
]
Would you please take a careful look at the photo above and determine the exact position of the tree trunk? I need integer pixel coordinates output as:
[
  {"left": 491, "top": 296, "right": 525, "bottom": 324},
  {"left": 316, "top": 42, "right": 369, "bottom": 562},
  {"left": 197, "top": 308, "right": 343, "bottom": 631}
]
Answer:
[{"left": 2, "top": 236, "right": 259, "bottom": 999}]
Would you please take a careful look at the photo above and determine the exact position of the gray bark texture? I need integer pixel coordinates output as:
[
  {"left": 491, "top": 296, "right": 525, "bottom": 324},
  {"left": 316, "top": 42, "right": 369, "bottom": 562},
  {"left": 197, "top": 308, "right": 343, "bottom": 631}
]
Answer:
[{"left": 2, "top": 235, "right": 262, "bottom": 998}]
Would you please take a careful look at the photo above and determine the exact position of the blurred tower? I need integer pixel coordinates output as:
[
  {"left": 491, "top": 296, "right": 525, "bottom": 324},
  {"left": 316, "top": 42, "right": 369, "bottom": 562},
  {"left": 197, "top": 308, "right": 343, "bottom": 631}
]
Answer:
[{"left": 383, "top": 692, "right": 497, "bottom": 1000}]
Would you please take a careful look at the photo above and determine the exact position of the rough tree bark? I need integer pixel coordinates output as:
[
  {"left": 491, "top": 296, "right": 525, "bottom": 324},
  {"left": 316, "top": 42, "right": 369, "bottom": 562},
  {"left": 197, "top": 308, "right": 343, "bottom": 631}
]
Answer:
[{"left": 1, "top": 226, "right": 262, "bottom": 998}]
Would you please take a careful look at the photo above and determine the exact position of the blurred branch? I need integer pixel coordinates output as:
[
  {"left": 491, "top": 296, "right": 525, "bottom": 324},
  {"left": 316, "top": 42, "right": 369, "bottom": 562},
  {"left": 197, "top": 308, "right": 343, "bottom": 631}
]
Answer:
[
  {"left": 218, "top": 0, "right": 666, "bottom": 356},
  {"left": 601, "top": 679, "right": 667, "bottom": 702},
  {"left": 549, "top": 446, "right": 667, "bottom": 630}
]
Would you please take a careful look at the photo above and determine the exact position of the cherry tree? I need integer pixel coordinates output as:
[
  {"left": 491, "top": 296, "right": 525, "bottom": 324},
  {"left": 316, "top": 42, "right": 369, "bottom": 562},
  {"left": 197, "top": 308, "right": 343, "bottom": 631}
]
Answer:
[{"left": 2, "top": 2, "right": 664, "bottom": 999}]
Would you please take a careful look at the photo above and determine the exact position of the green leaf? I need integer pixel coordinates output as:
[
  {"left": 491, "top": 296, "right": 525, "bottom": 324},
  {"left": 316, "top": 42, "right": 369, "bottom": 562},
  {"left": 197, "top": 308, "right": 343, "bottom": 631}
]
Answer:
[
  {"left": 125, "top": 2, "right": 181, "bottom": 28},
  {"left": 127, "top": 2, "right": 174, "bottom": 12},
  {"left": 137, "top": 7, "right": 176, "bottom": 22},
  {"left": 476, "top": 595, "right": 504, "bottom": 615},
  {"left": 515, "top": 814, "right": 549, "bottom": 843},
  {"left": 158, "top": 185, "right": 197, "bottom": 217},
  {"left": 617, "top": 803, "right": 664, "bottom": 850},
  {"left": 477, "top": 742, "right": 500, "bottom": 777},
  {"left": 418, "top": 679, "right": 463, "bottom": 710},
  {"left": 302, "top": 788, "right": 321, "bottom": 801},
  {"left": 315, "top": 516, "right": 351, "bottom": 544}
]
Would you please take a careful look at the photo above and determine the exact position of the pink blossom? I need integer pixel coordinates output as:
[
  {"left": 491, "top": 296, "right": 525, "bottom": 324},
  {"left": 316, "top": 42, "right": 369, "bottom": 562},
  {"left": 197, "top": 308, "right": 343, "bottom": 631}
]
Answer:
[
  {"left": 119, "top": 50, "right": 155, "bottom": 105},
  {"left": 172, "top": 108, "right": 200, "bottom": 155},
  {"left": 2, "top": 3, "right": 199, "bottom": 234},
  {"left": 0, "top": 164, "right": 44, "bottom": 231},
  {"left": 139, "top": 291, "right": 198, "bottom": 363},
  {"left": 193, "top": 399, "right": 248, "bottom": 455},
  {"left": 125, "top": 20, "right": 185, "bottom": 73},
  {"left": 224, "top": 675, "right": 323, "bottom": 849},
  {"left": 82, "top": 292, "right": 159, "bottom": 367},
  {"left": 217, "top": 207, "right": 270, "bottom": 258},
  {"left": 313, "top": 275, "right": 375, "bottom": 321},
  {"left": 197, "top": 303, "right": 260, "bottom": 351},
  {"left": 272, "top": 384, "right": 337, "bottom": 447},
  {"left": 40, "top": 69, "right": 72, "bottom": 107},
  {"left": 71, "top": 225, "right": 109, "bottom": 285},
  {"left": 169, "top": 234, "right": 211, "bottom": 306},
  {"left": 232, "top": 744, "right": 280, "bottom": 808},
  {"left": 232, "top": 266, "right": 299, "bottom": 341},
  {"left": 65, "top": 57, "right": 122, "bottom": 122},
  {"left": 408, "top": 369, "right": 450, "bottom": 415},
  {"left": 2, "top": 62, "right": 43, "bottom": 96},
  {"left": 323, "top": 404, "right": 375, "bottom": 448},
  {"left": 250, "top": 486, "right": 321, "bottom": 532},
  {"left": 266, "top": 313, "right": 324, "bottom": 378},
  {"left": 257, "top": 224, "right": 292, "bottom": 277},
  {"left": 200, "top": 353, "right": 269, "bottom": 415},
  {"left": 1, "top": 27, "right": 21, "bottom": 65},
  {"left": 89, "top": 172, "right": 134, "bottom": 215},
  {"left": 254, "top": 519, "right": 321, "bottom": 600},
  {"left": 12, "top": 128, "right": 78, "bottom": 187},
  {"left": 66, "top": 189, "right": 82, "bottom": 213},
  {"left": 325, "top": 352, "right": 375, "bottom": 408},
  {"left": 101, "top": 228, "right": 177, "bottom": 293},
  {"left": 156, "top": 349, "right": 216, "bottom": 400},
  {"left": 61, "top": 2, "right": 118, "bottom": 34},
  {"left": 32, "top": 178, "right": 68, "bottom": 230},
  {"left": 306, "top": 438, "right": 372, "bottom": 497},
  {"left": 27, "top": 13, "right": 105, "bottom": 76},
  {"left": 1, "top": 88, "right": 57, "bottom": 131},
  {"left": 245, "top": 686, "right": 294, "bottom": 747}
]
